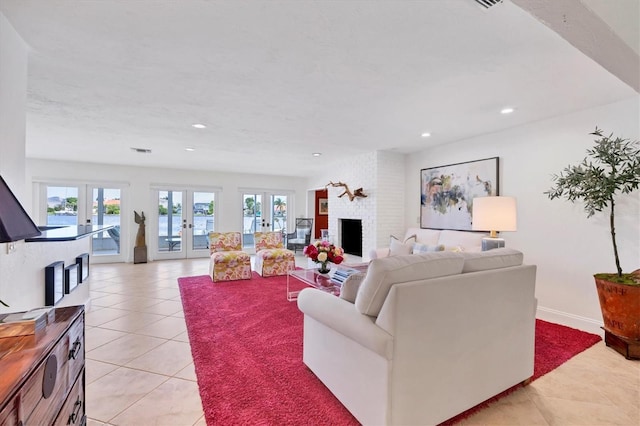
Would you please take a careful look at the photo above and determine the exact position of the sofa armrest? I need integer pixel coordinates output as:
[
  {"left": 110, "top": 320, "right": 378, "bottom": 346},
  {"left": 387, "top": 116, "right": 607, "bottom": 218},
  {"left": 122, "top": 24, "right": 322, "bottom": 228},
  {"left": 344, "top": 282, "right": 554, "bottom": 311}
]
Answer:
[
  {"left": 297, "top": 288, "right": 393, "bottom": 359},
  {"left": 369, "top": 247, "right": 390, "bottom": 260}
]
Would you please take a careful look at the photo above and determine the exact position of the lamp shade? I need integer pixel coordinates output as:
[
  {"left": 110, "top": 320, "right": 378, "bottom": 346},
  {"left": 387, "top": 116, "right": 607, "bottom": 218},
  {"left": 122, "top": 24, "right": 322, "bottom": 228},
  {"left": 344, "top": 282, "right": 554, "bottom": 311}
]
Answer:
[
  {"left": 0, "top": 175, "right": 41, "bottom": 243},
  {"left": 472, "top": 196, "right": 517, "bottom": 233}
]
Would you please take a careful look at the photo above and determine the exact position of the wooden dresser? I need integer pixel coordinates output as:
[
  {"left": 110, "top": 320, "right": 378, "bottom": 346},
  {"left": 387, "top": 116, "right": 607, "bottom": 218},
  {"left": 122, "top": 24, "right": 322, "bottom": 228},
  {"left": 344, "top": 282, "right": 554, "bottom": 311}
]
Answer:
[{"left": 0, "top": 306, "right": 85, "bottom": 426}]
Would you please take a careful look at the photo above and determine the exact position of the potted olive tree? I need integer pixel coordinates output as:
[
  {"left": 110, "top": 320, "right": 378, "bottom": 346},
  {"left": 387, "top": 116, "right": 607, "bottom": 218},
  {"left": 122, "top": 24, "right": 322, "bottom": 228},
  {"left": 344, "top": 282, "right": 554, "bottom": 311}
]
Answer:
[{"left": 546, "top": 128, "right": 640, "bottom": 358}]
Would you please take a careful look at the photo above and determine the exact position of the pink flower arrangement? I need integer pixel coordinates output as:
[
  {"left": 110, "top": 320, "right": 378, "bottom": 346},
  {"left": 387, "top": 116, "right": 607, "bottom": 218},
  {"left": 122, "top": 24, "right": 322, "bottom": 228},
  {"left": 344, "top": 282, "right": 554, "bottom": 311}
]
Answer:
[{"left": 303, "top": 241, "right": 345, "bottom": 266}]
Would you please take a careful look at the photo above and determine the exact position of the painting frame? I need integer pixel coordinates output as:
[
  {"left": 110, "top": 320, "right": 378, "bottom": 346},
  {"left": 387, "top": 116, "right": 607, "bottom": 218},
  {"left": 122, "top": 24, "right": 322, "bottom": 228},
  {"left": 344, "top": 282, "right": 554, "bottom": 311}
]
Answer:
[
  {"left": 45, "top": 261, "right": 65, "bottom": 306},
  {"left": 76, "top": 253, "right": 89, "bottom": 283},
  {"left": 64, "top": 263, "right": 79, "bottom": 294},
  {"left": 318, "top": 198, "right": 329, "bottom": 215},
  {"left": 420, "top": 157, "right": 499, "bottom": 231}
]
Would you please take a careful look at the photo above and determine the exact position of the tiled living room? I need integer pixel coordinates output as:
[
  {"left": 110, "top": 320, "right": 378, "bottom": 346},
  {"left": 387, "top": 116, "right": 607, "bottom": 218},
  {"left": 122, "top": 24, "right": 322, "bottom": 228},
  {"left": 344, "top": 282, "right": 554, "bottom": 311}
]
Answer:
[
  {"left": 81, "top": 256, "right": 638, "bottom": 426},
  {"left": 1, "top": 1, "right": 639, "bottom": 425}
]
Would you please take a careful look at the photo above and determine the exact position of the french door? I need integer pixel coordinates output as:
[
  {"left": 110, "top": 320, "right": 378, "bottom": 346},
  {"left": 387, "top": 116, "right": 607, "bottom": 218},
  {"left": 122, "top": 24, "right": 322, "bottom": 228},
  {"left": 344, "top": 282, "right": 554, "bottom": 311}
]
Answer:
[
  {"left": 242, "top": 191, "right": 290, "bottom": 250},
  {"left": 86, "top": 186, "right": 125, "bottom": 262},
  {"left": 40, "top": 183, "right": 127, "bottom": 263},
  {"left": 153, "top": 188, "right": 217, "bottom": 260}
]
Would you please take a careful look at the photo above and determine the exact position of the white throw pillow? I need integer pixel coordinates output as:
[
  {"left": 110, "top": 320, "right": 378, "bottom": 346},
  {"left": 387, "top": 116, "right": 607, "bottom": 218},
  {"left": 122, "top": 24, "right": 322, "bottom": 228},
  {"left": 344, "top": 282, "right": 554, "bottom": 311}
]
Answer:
[
  {"left": 355, "top": 251, "right": 465, "bottom": 317},
  {"left": 296, "top": 228, "right": 308, "bottom": 240},
  {"left": 389, "top": 238, "right": 414, "bottom": 256},
  {"left": 388, "top": 234, "right": 416, "bottom": 256}
]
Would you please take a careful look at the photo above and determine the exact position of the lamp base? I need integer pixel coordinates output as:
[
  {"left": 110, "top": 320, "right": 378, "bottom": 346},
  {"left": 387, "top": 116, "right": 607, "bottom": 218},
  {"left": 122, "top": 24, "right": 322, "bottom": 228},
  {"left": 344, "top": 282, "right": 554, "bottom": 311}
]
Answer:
[{"left": 481, "top": 237, "right": 505, "bottom": 251}]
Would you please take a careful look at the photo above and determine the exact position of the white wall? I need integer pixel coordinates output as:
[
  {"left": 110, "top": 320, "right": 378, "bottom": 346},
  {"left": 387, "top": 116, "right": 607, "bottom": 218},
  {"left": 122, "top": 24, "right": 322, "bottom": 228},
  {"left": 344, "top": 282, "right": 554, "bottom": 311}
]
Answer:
[
  {"left": 405, "top": 96, "right": 640, "bottom": 334},
  {"left": 0, "top": 12, "right": 31, "bottom": 313},
  {"left": 0, "top": 12, "right": 27, "bottom": 194},
  {"left": 26, "top": 158, "right": 309, "bottom": 261}
]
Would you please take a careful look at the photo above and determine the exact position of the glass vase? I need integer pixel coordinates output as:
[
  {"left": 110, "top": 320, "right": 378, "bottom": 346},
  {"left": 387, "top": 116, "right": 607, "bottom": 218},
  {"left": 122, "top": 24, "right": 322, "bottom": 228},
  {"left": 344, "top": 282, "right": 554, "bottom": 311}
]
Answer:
[{"left": 317, "top": 262, "right": 331, "bottom": 274}]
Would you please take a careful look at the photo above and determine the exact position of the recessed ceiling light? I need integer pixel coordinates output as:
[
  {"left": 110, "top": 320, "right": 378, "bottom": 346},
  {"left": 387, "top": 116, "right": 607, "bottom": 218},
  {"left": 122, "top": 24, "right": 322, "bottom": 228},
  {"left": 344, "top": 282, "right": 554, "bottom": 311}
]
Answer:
[
  {"left": 312, "top": 152, "right": 322, "bottom": 157},
  {"left": 185, "top": 148, "right": 195, "bottom": 152},
  {"left": 192, "top": 123, "right": 206, "bottom": 129},
  {"left": 421, "top": 132, "right": 431, "bottom": 138},
  {"left": 500, "top": 107, "right": 515, "bottom": 114}
]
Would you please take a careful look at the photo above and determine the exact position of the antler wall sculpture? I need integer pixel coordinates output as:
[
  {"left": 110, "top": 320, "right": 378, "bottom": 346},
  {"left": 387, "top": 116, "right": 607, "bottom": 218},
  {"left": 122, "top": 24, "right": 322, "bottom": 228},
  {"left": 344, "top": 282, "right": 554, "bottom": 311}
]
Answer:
[{"left": 325, "top": 181, "right": 368, "bottom": 201}]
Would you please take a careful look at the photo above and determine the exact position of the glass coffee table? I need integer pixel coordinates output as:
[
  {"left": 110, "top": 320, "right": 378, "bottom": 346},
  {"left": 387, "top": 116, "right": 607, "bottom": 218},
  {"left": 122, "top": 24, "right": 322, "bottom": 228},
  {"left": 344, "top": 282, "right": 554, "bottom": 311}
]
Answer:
[{"left": 287, "top": 264, "right": 368, "bottom": 301}]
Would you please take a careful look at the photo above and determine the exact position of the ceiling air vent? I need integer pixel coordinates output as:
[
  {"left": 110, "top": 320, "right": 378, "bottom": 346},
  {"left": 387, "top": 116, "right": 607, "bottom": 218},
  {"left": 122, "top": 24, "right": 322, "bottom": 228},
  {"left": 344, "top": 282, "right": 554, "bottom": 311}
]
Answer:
[
  {"left": 474, "top": 0, "right": 503, "bottom": 9},
  {"left": 131, "top": 147, "right": 152, "bottom": 154}
]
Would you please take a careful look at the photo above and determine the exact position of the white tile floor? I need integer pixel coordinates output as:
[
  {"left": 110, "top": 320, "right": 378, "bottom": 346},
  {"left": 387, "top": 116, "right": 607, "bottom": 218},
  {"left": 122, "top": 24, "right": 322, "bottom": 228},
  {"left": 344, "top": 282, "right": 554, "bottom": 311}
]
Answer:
[{"left": 84, "top": 257, "right": 639, "bottom": 426}]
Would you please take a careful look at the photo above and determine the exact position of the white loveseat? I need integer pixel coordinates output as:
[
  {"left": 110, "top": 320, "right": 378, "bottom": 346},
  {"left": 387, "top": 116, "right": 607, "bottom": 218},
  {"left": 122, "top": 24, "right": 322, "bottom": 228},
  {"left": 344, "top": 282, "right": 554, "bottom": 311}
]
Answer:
[
  {"left": 370, "top": 227, "right": 487, "bottom": 260},
  {"left": 297, "top": 248, "right": 537, "bottom": 425}
]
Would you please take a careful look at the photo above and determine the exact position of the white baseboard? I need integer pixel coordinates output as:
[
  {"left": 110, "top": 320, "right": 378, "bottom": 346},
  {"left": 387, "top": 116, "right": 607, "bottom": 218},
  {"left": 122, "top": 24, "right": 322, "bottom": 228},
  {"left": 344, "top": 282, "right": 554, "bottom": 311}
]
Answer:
[{"left": 536, "top": 306, "right": 604, "bottom": 337}]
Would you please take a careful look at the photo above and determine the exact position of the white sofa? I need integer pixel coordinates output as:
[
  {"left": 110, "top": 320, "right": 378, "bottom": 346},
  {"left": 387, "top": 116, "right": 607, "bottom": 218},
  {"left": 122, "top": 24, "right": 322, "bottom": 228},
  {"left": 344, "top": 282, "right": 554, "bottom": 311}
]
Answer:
[
  {"left": 297, "top": 248, "right": 537, "bottom": 425},
  {"left": 370, "top": 227, "right": 487, "bottom": 259}
]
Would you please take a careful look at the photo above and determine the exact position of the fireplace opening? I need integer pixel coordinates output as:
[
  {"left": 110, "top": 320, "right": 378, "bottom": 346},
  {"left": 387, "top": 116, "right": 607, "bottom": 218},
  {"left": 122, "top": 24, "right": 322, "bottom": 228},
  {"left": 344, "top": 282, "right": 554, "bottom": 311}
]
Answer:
[{"left": 340, "top": 219, "right": 362, "bottom": 257}]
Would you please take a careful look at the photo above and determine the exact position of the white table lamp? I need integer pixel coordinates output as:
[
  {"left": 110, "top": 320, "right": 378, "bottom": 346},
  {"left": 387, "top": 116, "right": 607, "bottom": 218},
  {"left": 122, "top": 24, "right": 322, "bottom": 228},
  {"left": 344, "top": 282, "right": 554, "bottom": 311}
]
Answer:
[{"left": 472, "top": 196, "right": 517, "bottom": 251}]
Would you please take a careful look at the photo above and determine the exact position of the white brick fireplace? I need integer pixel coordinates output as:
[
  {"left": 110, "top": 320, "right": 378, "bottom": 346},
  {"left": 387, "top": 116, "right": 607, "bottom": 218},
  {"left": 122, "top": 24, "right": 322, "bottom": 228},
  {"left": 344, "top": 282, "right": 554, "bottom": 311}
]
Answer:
[{"left": 314, "top": 150, "right": 405, "bottom": 261}]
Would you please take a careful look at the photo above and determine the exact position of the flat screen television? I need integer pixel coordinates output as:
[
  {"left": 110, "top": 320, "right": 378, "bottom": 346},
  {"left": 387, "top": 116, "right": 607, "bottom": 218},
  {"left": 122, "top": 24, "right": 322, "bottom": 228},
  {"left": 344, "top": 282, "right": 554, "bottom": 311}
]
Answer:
[{"left": 0, "top": 175, "right": 41, "bottom": 242}]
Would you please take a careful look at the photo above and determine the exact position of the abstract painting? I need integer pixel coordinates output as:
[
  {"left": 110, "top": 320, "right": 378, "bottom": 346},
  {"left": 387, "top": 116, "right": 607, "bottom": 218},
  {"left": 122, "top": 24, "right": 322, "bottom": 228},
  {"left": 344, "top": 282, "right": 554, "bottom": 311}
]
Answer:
[{"left": 420, "top": 157, "right": 499, "bottom": 230}]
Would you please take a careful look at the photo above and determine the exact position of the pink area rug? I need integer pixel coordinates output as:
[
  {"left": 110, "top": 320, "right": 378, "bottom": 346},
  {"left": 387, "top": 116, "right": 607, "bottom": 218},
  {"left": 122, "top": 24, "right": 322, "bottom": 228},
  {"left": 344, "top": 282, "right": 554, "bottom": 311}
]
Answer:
[{"left": 178, "top": 273, "right": 601, "bottom": 425}]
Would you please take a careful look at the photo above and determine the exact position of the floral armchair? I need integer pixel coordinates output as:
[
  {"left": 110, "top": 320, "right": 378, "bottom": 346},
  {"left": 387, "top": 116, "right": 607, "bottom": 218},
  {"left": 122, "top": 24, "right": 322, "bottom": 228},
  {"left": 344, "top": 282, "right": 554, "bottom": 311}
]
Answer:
[
  {"left": 254, "top": 231, "right": 295, "bottom": 277},
  {"left": 208, "top": 232, "right": 252, "bottom": 282}
]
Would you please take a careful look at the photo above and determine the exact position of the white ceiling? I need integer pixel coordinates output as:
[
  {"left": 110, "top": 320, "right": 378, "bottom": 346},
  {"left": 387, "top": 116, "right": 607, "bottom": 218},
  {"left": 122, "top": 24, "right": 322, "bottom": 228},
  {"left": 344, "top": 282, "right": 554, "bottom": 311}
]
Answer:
[{"left": 1, "top": 0, "right": 638, "bottom": 177}]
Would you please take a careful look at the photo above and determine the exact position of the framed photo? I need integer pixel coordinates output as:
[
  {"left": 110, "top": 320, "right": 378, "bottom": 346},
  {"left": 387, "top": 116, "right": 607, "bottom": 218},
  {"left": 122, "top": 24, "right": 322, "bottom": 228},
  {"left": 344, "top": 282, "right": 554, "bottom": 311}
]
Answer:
[
  {"left": 65, "top": 264, "right": 79, "bottom": 294},
  {"left": 76, "top": 253, "right": 89, "bottom": 282},
  {"left": 420, "top": 157, "right": 499, "bottom": 230},
  {"left": 45, "top": 261, "right": 65, "bottom": 306},
  {"left": 318, "top": 198, "right": 329, "bottom": 215}
]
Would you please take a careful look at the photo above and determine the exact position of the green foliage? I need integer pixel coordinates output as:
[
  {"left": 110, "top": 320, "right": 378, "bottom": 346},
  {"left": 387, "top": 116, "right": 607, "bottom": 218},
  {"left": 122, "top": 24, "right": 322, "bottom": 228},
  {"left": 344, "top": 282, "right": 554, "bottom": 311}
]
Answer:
[
  {"left": 594, "top": 273, "right": 640, "bottom": 286},
  {"left": 244, "top": 197, "right": 255, "bottom": 215},
  {"left": 66, "top": 197, "right": 78, "bottom": 211},
  {"left": 243, "top": 198, "right": 261, "bottom": 216},
  {"left": 545, "top": 128, "right": 640, "bottom": 277},
  {"left": 105, "top": 205, "right": 120, "bottom": 215},
  {"left": 273, "top": 198, "right": 286, "bottom": 214},
  {"left": 208, "top": 200, "right": 214, "bottom": 215},
  {"left": 159, "top": 205, "right": 168, "bottom": 215}
]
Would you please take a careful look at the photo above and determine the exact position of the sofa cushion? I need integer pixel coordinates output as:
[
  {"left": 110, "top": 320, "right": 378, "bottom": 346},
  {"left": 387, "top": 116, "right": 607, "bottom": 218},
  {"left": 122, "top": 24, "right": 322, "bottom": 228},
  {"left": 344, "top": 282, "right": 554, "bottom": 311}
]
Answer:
[
  {"left": 437, "top": 230, "right": 485, "bottom": 252},
  {"left": 339, "top": 273, "right": 366, "bottom": 303},
  {"left": 355, "top": 251, "right": 464, "bottom": 317},
  {"left": 405, "top": 228, "right": 440, "bottom": 246},
  {"left": 461, "top": 248, "right": 523, "bottom": 273}
]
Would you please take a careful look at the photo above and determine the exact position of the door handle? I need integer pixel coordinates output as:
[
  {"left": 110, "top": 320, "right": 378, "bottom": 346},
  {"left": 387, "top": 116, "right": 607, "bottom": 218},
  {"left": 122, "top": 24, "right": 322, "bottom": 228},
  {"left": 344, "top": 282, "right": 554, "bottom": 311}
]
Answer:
[{"left": 188, "top": 224, "right": 192, "bottom": 229}]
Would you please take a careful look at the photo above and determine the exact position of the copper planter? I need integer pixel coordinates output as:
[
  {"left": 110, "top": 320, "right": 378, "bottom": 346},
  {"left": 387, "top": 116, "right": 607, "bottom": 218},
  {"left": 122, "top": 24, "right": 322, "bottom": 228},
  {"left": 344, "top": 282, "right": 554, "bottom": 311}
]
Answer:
[{"left": 595, "top": 276, "right": 640, "bottom": 341}]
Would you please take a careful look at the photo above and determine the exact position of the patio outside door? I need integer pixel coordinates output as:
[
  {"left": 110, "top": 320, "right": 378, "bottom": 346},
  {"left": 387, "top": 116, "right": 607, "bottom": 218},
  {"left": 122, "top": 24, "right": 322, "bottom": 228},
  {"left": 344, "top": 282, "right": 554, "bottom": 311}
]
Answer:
[
  {"left": 87, "top": 186, "right": 125, "bottom": 262},
  {"left": 42, "top": 183, "right": 126, "bottom": 263},
  {"left": 242, "top": 192, "right": 289, "bottom": 250},
  {"left": 153, "top": 189, "right": 216, "bottom": 260}
]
